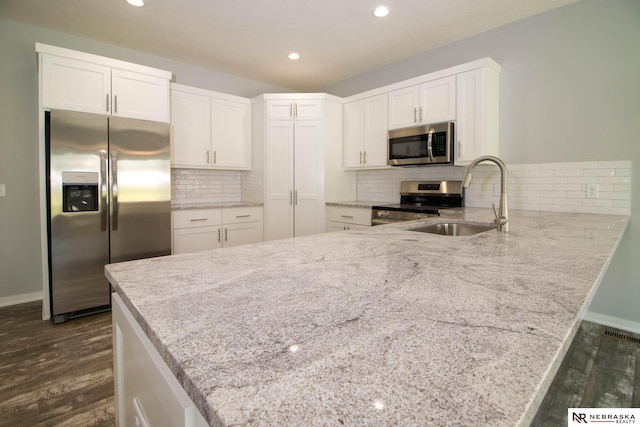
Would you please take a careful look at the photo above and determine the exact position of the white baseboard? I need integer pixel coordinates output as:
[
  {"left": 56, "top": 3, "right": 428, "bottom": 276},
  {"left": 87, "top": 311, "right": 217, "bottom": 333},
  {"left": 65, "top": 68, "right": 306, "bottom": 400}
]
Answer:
[
  {"left": 0, "top": 292, "right": 43, "bottom": 308},
  {"left": 583, "top": 311, "right": 640, "bottom": 335}
]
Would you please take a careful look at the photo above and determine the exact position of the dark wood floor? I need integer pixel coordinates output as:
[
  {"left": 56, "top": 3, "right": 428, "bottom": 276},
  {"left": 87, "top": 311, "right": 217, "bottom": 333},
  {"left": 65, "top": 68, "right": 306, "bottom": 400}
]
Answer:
[
  {"left": 0, "top": 301, "right": 114, "bottom": 426},
  {"left": 0, "top": 302, "right": 638, "bottom": 426}
]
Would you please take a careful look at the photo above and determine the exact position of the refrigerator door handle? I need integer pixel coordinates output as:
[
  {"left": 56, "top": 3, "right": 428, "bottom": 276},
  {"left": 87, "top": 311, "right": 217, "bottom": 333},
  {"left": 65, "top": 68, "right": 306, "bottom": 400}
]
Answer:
[
  {"left": 100, "top": 151, "right": 108, "bottom": 231},
  {"left": 110, "top": 150, "right": 119, "bottom": 231}
]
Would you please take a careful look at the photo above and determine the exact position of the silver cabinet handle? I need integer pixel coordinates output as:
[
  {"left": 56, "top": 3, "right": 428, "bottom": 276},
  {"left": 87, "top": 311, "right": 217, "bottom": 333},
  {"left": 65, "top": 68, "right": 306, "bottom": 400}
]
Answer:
[
  {"left": 106, "top": 94, "right": 110, "bottom": 112},
  {"left": 340, "top": 215, "right": 354, "bottom": 219},
  {"left": 363, "top": 151, "right": 367, "bottom": 164},
  {"left": 224, "top": 228, "right": 228, "bottom": 242},
  {"left": 110, "top": 150, "right": 119, "bottom": 231},
  {"left": 414, "top": 107, "right": 417, "bottom": 123},
  {"left": 218, "top": 228, "right": 221, "bottom": 242},
  {"left": 100, "top": 151, "right": 108, "bottom": 231},
  {"left": 419, "top": 106, "right": 423, "bottom": 123},
  {"left": 294, "top": 190, "right": 298, "bottom": 205},
  {"left": 236, "top": 214, "right": 251, "bottom": 218},
  {"left": 189, "top": 218, "right": 208, "bottom": 222},
  {"left": 294, "top": 102, "right": 298, "bottom": 118},
  {"left": 114, "top": 95, "right": 118, "bottom": 114},
  {"left": 206, "top": 150, "right": 210, "bottom": 163},
  {"left": 213, "top": 150, "right": 217, "bottom": 164},
  {"left": 290, "top": 103, "right": 293, "bottom": 118},
  {"left": 289, "top": 190, "right": 293, "bottom": 205}
]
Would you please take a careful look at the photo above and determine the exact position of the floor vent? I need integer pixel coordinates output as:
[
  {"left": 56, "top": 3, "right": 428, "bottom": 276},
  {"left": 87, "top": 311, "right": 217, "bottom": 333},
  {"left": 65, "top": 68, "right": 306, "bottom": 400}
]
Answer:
[{"left": 603, "top": 329, "right": 640, "bottom": 345}]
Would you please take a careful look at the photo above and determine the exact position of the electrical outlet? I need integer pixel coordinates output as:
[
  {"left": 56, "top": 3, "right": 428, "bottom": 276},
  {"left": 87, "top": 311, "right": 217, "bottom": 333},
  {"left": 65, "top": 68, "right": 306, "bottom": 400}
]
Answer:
[
  {"left": 493, "top": 184, "right": 500, "bottom": 196},
  {"left": 0, "top": 184, "right": 5, "bottom": 197},
  {"left": 586, "top": 183, "right": 599, "bottom": 199}
]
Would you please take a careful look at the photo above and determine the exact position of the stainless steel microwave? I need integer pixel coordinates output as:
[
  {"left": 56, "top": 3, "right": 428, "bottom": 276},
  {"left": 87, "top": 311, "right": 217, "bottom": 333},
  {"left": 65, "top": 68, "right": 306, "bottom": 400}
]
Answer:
[{"left": 387, "top": 122, "right": 454, "bottom": 166}]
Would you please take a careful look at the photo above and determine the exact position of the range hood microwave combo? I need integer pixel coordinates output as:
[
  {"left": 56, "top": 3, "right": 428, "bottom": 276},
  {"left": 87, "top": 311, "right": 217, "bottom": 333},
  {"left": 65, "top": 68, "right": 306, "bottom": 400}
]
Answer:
[{"left": 387, "top": 121, "right": 454, "bottom": 167}]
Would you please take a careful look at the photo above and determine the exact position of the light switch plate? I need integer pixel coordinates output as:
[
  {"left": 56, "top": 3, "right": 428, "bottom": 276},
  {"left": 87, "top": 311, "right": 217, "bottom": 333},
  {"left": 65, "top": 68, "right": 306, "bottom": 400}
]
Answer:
[{"left": 0, "top": 184, "right": 5, "bottom": 197}]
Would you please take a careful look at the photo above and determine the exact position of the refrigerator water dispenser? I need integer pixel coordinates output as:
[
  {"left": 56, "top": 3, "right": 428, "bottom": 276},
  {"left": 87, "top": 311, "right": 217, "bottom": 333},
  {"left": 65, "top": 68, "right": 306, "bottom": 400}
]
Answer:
[{"left": 61, "top": 171, "right": 99, "bottom": 212}]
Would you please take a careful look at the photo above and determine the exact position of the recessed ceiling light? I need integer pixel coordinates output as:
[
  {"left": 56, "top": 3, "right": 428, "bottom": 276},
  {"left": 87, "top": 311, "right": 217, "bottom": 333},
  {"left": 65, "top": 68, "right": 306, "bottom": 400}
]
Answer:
[
  {"left": 126, "top": 0, "right": 144, "bottom": 7},
  {"left": 373, "top": 6, "right": 390, "bottom": 18},
  {"left": 288, "top": 52, "right": 300, "bottom": 60}
]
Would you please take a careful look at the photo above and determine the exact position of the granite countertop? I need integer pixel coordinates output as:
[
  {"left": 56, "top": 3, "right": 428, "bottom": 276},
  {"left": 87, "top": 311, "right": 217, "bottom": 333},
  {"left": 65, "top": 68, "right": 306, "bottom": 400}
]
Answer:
[
  {"left": 326, "top": 201, "right": 395, "bottom": 208},
  {"left": 105, "top": 208, "right": 628, "bottom": 427},
  {"left": 172, "top": 201, "right": 263, "bottom": 210}
]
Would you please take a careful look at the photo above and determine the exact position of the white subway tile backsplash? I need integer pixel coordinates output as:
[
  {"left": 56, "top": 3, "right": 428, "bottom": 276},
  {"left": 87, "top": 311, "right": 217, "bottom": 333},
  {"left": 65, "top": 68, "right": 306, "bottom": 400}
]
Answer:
[
  {"left": 356, "top": 160, "right": 631, "bottom": 215},
  {"left": 171, "top": 168, "right": 243, "bottom": 206}
]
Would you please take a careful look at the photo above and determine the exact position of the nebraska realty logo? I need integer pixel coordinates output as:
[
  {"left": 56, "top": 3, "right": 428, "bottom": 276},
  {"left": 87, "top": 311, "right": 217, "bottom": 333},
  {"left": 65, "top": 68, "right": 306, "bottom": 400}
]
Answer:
[{"left": 568, "top": 408, "right": 639, "bottom": 425}]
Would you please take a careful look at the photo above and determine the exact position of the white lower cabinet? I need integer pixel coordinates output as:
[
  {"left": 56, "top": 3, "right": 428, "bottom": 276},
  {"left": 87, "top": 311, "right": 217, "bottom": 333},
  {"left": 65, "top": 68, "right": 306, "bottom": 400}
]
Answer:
[
  {"left": 326, "top": 206, "right": 372, "bottom": 231},
  {"left": 172, "top": 207, "right": 263, "bottom": 254},
  {"left": 112, "top": 293, "right": 208, "bottom": 427}
]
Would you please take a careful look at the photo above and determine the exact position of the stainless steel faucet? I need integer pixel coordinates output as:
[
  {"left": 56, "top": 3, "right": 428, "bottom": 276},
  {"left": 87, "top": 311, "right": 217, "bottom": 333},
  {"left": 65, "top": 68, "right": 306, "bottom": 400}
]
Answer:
[{"left": 462, "top": 155, "right": 509, "bottom": 232}]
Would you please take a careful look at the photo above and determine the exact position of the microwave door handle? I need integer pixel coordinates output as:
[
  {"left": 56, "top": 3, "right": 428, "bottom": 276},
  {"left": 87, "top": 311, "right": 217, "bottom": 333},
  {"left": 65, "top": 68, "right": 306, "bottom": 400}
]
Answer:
[{"left": 427, "top": 129, "right": 434, "bottom": 162}]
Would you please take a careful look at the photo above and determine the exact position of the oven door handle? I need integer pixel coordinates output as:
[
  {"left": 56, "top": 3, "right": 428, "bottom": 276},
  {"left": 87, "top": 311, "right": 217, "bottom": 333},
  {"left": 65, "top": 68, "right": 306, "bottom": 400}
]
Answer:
[{"left": 427, "top": 129, "right": 434, "bottom": 162}]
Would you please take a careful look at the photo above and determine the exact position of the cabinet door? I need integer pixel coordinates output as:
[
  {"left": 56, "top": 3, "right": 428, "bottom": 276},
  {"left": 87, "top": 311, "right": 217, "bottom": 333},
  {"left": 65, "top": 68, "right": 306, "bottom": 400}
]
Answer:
[
  {"left": 294, "top": 121, "right": 323, "bottom": 238},
  {"left": 388, "top": 85, "right": 419, "bottom": 129},
  {"left": 419, "top": 76, "right": 456, "bottom": 124},
  {"left": 265, "top": 122, "right": 295, "bottom": 241},
  {"left": 343, "top": 100, "right": 365, "bottom": 168},
  {"left": 455, "top": 68, "right": 499, "bottom": 165},
  {"left": 173, "top": 226, "right": 222, "bottom": 254},
  {"left": 171, "top": 90, "right": 211, "bottom": 168},
  {"left": 41, "top": 55, "right": 111, "bottom": 115},
  {"left": 266, "top": 100, "right": 295, "bottom": 120},
  {"left": 223, "top": 222, "right": 263, "bottom": 247},
  {"left": 363, "top": 94, "right": 389, "bottom": 167},
  {"left": 292, "top": 100, "right": 323, "bottom": 120},
  {"left": 211, "top": 98, "right": 251, "bottom": 169},
  {"left": 112, "top": 69, "right": 169, "bottom": 122}
]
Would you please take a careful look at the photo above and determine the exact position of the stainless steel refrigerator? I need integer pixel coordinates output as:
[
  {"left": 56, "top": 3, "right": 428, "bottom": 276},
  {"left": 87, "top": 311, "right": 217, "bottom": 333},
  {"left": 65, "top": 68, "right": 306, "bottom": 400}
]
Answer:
[{"left": 46, "top": 110, "right": 171, "bottom": 324}]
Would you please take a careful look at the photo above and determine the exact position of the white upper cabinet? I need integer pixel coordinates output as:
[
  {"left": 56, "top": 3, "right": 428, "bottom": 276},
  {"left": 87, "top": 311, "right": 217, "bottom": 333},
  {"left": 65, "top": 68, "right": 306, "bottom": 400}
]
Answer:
[
  {"left": 388, "top": 76, "right": 455, "bottom": 129},
  {"left": 171, "top": 83, "right": 251, "bottom": 170},
  {"left": 343, "top": 94, "right": 388, "bottom": 169},
  {"left": 38, "top": 43, "right": 171, "bottom": 123},
  {"left": 266, "top": 99, "right": 323, "bottom": 121},
  {"left": 455, "top": 67, "right": 500, "bottom": 165}
]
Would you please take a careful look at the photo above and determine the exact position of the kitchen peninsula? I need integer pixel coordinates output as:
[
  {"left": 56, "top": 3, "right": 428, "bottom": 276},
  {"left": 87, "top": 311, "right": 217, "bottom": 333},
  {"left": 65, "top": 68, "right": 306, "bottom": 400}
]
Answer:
[{"left": 106, "top": 208, "right": 628, "bottom": 426}]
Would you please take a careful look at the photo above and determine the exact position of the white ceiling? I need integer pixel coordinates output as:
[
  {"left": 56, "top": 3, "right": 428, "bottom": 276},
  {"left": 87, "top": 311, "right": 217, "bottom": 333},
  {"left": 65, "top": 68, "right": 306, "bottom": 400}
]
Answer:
[{"left": 0, "top": 0, "right": 577, "bottom": 92}]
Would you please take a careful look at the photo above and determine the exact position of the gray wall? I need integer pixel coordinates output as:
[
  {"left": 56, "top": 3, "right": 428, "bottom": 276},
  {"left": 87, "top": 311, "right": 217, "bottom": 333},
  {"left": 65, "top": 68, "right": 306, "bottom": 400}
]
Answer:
[
  {"left": 0, "top": 19, "right": 290, "bottom": 304},
  {"left": 324, "top": 0, "right": 640, "bottom": 328}
]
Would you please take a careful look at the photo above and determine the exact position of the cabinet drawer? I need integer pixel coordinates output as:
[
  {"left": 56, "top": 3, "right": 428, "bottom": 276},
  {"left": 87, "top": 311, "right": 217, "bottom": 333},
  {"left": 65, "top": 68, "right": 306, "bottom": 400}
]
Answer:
[
  {"left": 222, "top": 206, "right": 263, "bottom": 224},
  {"left": 326, "top": 206, "right": 371, "bottom": 226},
  {"left": 173, "top": 209, "right": 221, "bottom": 229}
]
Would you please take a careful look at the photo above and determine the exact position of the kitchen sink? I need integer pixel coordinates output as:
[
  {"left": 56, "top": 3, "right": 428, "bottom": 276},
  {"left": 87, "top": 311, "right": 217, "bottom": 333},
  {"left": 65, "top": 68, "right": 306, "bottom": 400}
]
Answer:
[{"left": 408, "top": 222, "right": 495, "bottom": 236}]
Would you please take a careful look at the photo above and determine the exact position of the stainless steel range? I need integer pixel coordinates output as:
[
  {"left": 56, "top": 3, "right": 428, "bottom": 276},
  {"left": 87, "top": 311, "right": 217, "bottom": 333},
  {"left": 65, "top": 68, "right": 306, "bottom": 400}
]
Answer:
[{"left": 371, "top": 181, "right": 464, "bottom": 226}]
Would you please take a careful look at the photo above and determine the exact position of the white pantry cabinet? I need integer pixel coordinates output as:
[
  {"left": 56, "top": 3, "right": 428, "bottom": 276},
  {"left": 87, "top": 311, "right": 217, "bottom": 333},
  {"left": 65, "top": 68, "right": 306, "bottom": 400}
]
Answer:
[
  {"left": 388, "top": 75, "right": 455, "bottom": 130},
  {"left": 171, "top": 84, "right": 251, "bottom": 170},
  {"left": 172, "top": 207, "right": 263, "bottom": 254},
  {"left": 37, "top": 43, "right": 170, "bottom": 123},
  {"left": 112, "top": 293, "right": 209, "bottom": 427},
  {"left": 326, "top": 206, "right": 371, "bottom": 231},
  {"left": 249, "top": 94, "right": 354, "bottom": 242},
  {"left": 455, "top": 67, "right": 500, "bottom": 165},
  {"left": 343, "top": 94, "right": 388, "bottom": 169}
]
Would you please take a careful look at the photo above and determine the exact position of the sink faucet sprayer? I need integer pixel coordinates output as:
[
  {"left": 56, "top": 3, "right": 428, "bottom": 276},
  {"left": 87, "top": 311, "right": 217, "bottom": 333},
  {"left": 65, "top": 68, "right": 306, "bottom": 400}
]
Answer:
[{"left": 462, "top": 155, "right": 509, "bottom": 232}]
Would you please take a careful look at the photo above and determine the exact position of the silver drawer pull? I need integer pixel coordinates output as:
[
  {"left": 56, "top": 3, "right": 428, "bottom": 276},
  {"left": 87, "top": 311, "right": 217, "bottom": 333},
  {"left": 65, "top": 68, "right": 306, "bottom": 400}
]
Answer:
[
  {"left": 236, "top": 214, "right": 251, "bottom": 218},
  {"left": 340, "top": 215, "right": 354, "bottom": 219},
  {"left": 189, "top": 218, "right": 208, "bottom": 222}
]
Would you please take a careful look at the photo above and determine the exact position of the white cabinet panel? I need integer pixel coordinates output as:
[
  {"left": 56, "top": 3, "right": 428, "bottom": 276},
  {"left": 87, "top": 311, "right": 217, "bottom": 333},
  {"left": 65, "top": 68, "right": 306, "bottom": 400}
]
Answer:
[
  {"left": 266, "top": 99, "right": 322, "bottom": 121},
  {"left": 113, "top": 294, "right": 208, "bottom": 427},
  {"left": 388, "top": 76, "right": 456, "bottom": 129},
  {"left": 41, "top": 55, "right": 111, "bottom": 115},
  {"left": 171, "top": 90, "right": 211, "bottom": 167},
  {"left": 173, "top": 226, "right": 222, "bottom": 253},
  {"left": 265, "top": 122, "right": 295, "bottom": 241},
  {"left": 224, "top": 222, "right": 263, "bottom": 247},
  {"left": 455, "top": 68, "right": 499, "bottom": 165},
  {"left": 388, "top": 86, "right": 419, "bottom": 130},
  {"left": 326, "top": 206, "right": 371, "bottom": 231},
  {"left": 211, "top": 98, "right": 251, "bottom": 169},
  {"left": 112, "top": 69, "right": 169, "bottom": 122},
  {"left": 343, "top": 94, "right": 388, "bottom": 169},
  {"left": 294, "top": 122, "right": 323, "bottom": 238}
]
